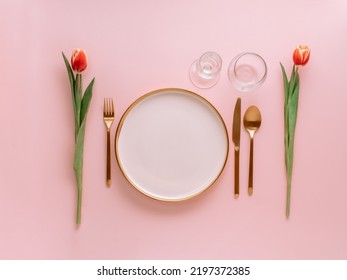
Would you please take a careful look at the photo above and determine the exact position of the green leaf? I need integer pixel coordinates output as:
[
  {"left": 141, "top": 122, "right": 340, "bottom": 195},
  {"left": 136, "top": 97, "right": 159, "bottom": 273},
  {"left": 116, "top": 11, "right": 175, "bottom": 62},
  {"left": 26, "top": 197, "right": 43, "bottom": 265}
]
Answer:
[
  {"left": 62, "top": 52, "right": 75, "bottom": 92},
  {"left": 62, "top": 52, "right": 79, "bottom": 139},
  {"left": 280, "top": 63, "right": 289, "bottom": 104},
  {"left": 292, "top": 70, "right": 300, "bottom": 98},
  {"left": 280, "top": 63, "right": 289, "bottom": 85},
  {"left": 75, "top": 74, "right": 83, "bottom": 130},
  {"left": 62, "top": 52, "right": 76, "bottom": 114},
  {"left": 286, "top": 78, "right": 300, "bottom": 181},
  {"left": 80, "top": 78, "right": 95, "bottom": 125},
  {"left": 290, "top": 64, "right": 295, "bottom": 79},
  {"left": 288, "top": 65, "right": 296, "bottom": 100},
  {"left": 283, "top": 66, "right": 301, "bottom": 218},
  {"left": 281, "top": 63, "right": 291, "bottom": 179}
]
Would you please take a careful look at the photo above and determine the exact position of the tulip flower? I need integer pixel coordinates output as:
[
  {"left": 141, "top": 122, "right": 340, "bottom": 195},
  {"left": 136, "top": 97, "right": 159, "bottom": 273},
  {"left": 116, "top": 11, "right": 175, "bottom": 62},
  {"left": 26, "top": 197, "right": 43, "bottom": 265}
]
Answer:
[
  {"left": 280, "top": 45, "right": 311, "bottom": 218},
  {"left": 293, "top": 45, "right": 311, "bottom": 66},
  {"left": 63, "top": 49, "right": 95, "bottom": 225},
  {"left": 71, "top": 49, "right": 88, "bottom": 73}
]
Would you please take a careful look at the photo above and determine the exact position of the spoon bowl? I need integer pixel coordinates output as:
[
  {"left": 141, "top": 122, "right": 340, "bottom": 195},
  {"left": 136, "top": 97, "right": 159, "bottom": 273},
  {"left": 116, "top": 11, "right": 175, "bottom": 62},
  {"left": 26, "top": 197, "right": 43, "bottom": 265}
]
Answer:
[{"left": 243, "top": 106, "right": 262, "bottom": 195}]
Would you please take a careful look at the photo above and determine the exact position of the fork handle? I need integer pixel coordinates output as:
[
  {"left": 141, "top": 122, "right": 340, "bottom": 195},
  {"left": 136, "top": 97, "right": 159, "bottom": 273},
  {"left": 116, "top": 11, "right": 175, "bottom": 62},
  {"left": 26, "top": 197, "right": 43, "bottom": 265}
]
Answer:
[
  {"left": 106, "top": 129, "right": 111, "bottom": 187},
  {"left": 234, "top": 147, "right": 239, "bottom": 197}
]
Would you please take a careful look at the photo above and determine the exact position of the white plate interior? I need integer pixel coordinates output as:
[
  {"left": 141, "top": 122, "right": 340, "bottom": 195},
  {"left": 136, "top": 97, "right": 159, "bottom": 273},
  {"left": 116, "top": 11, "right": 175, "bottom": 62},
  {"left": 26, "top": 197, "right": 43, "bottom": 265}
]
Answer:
[{"left": 116, "top": 89, "right": 228, "bottom": 201}]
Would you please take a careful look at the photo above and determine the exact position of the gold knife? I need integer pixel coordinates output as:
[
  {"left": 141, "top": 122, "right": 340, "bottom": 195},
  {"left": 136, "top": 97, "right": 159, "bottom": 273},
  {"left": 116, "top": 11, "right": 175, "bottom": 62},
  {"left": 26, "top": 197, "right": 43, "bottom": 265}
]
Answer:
[{"left": 232, "top": 98, "right": 241, "bottom": 197}]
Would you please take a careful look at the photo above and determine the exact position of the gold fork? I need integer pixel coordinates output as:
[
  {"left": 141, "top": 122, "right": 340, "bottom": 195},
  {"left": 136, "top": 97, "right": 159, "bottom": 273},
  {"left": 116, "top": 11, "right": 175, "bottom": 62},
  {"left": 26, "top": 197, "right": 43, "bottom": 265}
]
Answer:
[{"left": 103, "top": 98, "right": 114, "bottom": 187}]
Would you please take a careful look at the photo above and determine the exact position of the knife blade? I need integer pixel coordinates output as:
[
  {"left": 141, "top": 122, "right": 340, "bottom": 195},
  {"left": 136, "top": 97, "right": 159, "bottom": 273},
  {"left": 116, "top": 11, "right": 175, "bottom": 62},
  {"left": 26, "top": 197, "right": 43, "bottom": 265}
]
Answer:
[{"left": 232, "top": 98, "right": 241, "bottom": 197}]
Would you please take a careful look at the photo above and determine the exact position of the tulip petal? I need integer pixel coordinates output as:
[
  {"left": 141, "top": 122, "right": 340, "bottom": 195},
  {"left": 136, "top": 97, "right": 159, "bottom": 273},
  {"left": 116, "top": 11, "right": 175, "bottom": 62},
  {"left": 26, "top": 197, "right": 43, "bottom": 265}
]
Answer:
[
  {"left": 71, "top": 49, "right": 88, "bottom": 73},
  {"left": 293, "top": 45, "right": 311, "bottom": 66}
]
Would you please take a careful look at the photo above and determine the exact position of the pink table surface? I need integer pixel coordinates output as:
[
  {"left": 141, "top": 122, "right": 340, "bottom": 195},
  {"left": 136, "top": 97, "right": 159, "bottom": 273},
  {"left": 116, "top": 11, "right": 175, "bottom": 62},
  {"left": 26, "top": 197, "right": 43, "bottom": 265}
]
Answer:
[{"left": 1, "top": 0, "right": 347, "bottom": 260}]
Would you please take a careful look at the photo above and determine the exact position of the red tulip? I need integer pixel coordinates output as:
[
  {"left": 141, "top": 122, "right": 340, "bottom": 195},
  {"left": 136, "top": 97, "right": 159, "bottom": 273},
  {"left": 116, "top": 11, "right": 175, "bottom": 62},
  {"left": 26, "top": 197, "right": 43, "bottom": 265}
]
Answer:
[
  {"left": 293, "top": 45, "right": 310, "bottom": 66},
  {"left": 71, "top": 49, "right": 88, "bottom": 73}
]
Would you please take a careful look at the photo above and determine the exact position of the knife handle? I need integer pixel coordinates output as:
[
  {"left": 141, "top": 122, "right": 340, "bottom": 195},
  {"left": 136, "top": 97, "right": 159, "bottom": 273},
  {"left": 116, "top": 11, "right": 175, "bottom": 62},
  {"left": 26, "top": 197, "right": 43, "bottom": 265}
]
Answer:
[{"left": 234, "top": 147, "right": 240, "bottom": 197}]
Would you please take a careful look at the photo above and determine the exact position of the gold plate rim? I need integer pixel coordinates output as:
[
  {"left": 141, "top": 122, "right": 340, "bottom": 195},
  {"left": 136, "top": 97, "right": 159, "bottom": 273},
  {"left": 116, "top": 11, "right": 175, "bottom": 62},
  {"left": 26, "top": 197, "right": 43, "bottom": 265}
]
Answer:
[{"left": 114, "top": 87, "right": 229, "bottom": 202}]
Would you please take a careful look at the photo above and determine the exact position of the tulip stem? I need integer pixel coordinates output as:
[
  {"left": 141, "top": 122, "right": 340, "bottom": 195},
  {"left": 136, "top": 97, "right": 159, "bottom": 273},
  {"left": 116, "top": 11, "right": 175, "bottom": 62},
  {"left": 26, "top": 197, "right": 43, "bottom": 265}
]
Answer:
[
  {"left": 75, "top": 74, "right": 82, "bottom": 137},
  {"left": 286, "top": 178, "right": 291, "bottom": 218},
  {"left": 76, "top": 175, "right": 82, "bottom": 225}
]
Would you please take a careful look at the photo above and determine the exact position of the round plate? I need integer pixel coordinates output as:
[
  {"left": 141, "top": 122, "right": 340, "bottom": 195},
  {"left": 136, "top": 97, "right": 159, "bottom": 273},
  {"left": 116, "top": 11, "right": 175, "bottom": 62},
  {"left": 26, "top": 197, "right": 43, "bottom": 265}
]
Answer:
[{"left": 115, "top": 88, "right": 229, "bottom": 201}]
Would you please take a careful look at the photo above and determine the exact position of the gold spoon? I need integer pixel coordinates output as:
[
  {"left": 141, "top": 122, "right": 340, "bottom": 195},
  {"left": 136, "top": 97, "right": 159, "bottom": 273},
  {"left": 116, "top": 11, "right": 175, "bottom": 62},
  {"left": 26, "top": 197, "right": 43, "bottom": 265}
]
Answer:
[{"left": 243, "top": 106, "right": 262, "bottom": 196}]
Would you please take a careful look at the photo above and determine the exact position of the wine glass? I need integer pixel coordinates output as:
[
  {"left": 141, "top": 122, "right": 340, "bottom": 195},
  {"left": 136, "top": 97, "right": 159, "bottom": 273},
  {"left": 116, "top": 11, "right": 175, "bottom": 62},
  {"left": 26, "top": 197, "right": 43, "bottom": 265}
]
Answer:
[
  {"left": 228, "top": 52, "right": 267, "bottom": 92},
  {"left": 189, "top": 51, "right": 222, "bottom": 89}
]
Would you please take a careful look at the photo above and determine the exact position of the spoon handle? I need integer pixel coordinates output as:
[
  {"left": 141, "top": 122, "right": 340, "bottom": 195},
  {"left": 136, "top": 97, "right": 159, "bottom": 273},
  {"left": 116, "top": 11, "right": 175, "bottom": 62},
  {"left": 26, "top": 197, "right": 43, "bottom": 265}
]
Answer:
[
  {"left": 248, "top": 137, "right": 254, "bottom": 195},
  {"left": 234, "top": 148, "right": 240, "bottom": 197}
]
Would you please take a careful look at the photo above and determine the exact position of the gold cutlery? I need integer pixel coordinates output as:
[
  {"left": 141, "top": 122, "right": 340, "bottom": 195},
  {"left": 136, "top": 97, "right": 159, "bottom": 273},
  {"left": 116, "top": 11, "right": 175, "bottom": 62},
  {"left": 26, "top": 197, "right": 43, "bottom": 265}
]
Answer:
[
  {"left": 232, "top": 98, "right": 241, "bottom": 197},
  {"left": 243, "top": 106, "right": 262, "bottom": 195},
  {"left": 103, "top": 98, "right": 115, "bottom": 187}
]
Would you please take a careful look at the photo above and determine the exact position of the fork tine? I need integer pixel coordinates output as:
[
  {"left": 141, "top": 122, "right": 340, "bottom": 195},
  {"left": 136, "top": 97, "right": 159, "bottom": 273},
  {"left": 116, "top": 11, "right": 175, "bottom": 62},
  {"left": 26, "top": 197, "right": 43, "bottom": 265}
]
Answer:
[
  {"left": 108, "top": 98, "right": 111, "bottom": 116},
  {"left": 107, "top": 98, "right": 110, "bottom": 116},
  {"left": 111, "top": 98, "right": 114, "bottom": 115},
  {"left": 103, "top": 98, "right": 115, "bottom": 117}
]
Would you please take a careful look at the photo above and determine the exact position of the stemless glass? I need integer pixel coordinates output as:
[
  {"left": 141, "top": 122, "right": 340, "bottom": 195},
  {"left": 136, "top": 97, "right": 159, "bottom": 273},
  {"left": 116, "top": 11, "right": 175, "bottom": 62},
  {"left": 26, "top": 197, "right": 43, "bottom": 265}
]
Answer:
[
  {"left": 228, "top": 52, "right": 267, "bottom": 92},
  {"left": 189, "top": 51, "right": 222, "bottom": 89}
]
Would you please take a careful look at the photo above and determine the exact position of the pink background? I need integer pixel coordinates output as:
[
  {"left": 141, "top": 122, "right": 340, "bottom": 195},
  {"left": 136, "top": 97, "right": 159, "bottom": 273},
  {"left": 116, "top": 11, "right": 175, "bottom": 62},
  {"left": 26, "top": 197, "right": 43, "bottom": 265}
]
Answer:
[{"left": 1, "top": 0, "right": 347, "bottom": 259}]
